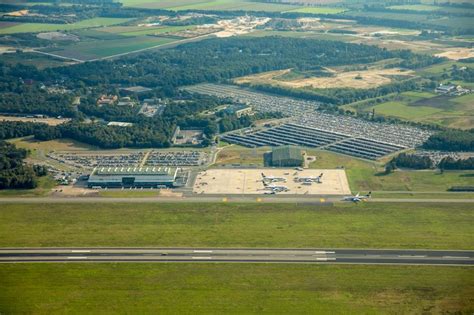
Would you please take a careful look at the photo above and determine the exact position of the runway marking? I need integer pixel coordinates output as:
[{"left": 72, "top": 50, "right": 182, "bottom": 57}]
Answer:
[
  {"left": 442, "top": 256, "right": 470, "bottom": 259},
  {"left": 192, "top": 256, "right": 212, "bottom": 259},
  {"left": 67, "top": 256, "right": 88, "bottom": 259},
  {"left": 398, "top": 255, "right": 426, "bottom": 258},
  {"left": 193, "top": 250, "right": 213, "bottom": 253},
  {"left": 315, "top": 258, "right": 336, "bottom": 261},
  {"left": 71, "top": 250, "right": 91, "bottom": 253},
  {"left": 315, "top": 251, "right": 335, "bottom": 254}
]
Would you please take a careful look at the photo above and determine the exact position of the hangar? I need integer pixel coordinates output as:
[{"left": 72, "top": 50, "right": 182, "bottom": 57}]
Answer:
[
  {"left": 87, "top": 166, "right": 180, "bottom": 188},
  {"left": 264, "top": 145, "right": 303, "bottom": 167}
]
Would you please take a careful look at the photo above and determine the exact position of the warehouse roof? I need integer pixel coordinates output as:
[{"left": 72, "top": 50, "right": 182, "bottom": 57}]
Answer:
[
  {"left": 271, "top": 145, "right": 302, "bottom": 162},
  {"left": 92, "top": 166, "right": 176, "bottom": 176}
]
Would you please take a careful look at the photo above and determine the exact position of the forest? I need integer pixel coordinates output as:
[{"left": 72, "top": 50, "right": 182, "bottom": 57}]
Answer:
[
  {"left": 423, "top": 130, "right": 474, "bottom": 152},
  {"left": 0, "top": 141, "right": 47, "bottom": 189},
  {"left": 388, "top": 153, "right": 433, "bottom": 170}
]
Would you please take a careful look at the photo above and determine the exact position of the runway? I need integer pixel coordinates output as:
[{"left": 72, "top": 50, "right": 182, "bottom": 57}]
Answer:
[
  {"left": 0, "top": 196, "right": 472, "bottom": 204},
  {"left": 1, "top": 248, "right": 472, "bottom": 266}
]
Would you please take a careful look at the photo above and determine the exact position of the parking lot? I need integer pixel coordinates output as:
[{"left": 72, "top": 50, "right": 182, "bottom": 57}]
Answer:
[
  {"left": 193, "top": 168, "right": 351, "bottom": 195},
  {"left": 186, "top": 83, "right": 434, "bottom": 160},
  {"left": 184, "top": 83, "right": 320, "bottom": 116}
]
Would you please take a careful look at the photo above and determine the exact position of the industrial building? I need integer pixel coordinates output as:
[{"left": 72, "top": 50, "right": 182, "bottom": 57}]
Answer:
[
  {"left": 87, "top": 166, "right": 180, "bottom": 188},
  {"left": 264, "top": 145, "right": 303, "bottom": 167},
  {"left": 223, "top": 104, "right": 252, "bottom": 117}
]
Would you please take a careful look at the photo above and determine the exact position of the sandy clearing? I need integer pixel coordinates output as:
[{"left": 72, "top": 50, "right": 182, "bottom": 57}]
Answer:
[
  {"left": 0, "top": 116, "right": 71, "bottom": 126},
  {"left": 435, "top": 48, "right": 474, "bottom": 60},
  {"left": 235, "top": 68, "right": 414, "bottom": 89}
]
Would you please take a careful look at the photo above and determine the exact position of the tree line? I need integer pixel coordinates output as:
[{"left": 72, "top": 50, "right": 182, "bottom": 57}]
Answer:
[
  {"left": 423, "top": 130, "right": 474, "bottom": 152},
  {"left": 385, "top": 152, "right": 474, "bottom": 172},
  {"left": 0, "top": 141, "right": 48, "bottom": 189}
]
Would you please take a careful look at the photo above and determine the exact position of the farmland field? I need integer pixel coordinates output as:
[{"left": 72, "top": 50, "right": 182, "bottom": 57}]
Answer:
[
  {"left": 117, "top": 25, "right": 197, "bottom": 36},
  {"left": 40, "top": 36, "right": 177, "bottom": 61},
  {"left": 0, "top": 17, "right": 132, "bottom": 34},
  {"left": 0, "top": 52, "right": 73, "bottom": 69},
  {"left": 389, "top": 4, "right": 471, "bottom": 14},
  {"left": 364, "top": 92, "right": 474, "bottom": 129},
  {"left": 285, "top": 6, "right": 346, "bottom": 14},
  {"left": 344, "top": 11, "right": 474, "bottom": 33},
  {"left": 1, "top": 264, "right": 472, "bottom": 314},
  {"left": 243, "top": 30, "right": 356, "bottom": 42},
  {"left": 120, "top": 0, "right": 302, "bottom": 11}
]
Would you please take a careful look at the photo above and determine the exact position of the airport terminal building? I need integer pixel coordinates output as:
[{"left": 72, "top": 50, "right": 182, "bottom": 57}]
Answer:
[{"left": 87, "top": 166, "right": 180, "bottom": 188}]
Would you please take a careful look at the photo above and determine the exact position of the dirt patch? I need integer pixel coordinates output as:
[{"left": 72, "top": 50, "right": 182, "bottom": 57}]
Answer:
[
  {"left": 435, "top": 48, "right": 474, "bottom": 60},
  {"left": 0, "top": 116, "right": 71, "bottom": 126},
  {"left": 235, "top": 68, "right": 414, "bottom": 89},
  {"left": 410, "top": 95, "right": 456, "bottom": 108}
]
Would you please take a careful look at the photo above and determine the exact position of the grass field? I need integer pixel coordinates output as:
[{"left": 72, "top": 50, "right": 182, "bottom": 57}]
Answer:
[
  {"left": 344, "top": 10, "right": 471, "bottom": 31},
  {"left": 309, "top": 150, "right": 474, "bottom": 192},
  {"left": 119, "top": 25, "right": 196, "bottom": 36},
  {"left": 121, "top": 0, "right": 301, "bottom": 12},
  {"left": 285, "top": 6, "right": 346, "bottom": 14},
  {"left": 98, "top": 190, "right": 160, "bottom": 198},
  {"left": 0, "top": 17, "right": 132, "bottom": 34},
  {"left": 1, "top": 264, "right": 472, "bottom": 314},
  {"left": 0, "top": 202, "right": 472, "bottom": 249},
  {"left": 41, "top": 36, "right": 177, "bottom": 61},
  {"left": 343, "top": 88, "right": 474, "bottom": 129},
  {"left": 243, "top": 30, "right": 356, "bottom": 42},
  {"left": 0, "top": 52, "right": 72, "bottom": 69}
]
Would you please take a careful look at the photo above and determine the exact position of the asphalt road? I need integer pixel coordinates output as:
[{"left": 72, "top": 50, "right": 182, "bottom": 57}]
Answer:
[{"left": 1, "top": 248, "right": 472, "bottom": 265}]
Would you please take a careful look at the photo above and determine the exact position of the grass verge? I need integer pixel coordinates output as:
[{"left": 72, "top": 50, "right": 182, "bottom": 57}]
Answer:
[
  {"left": 0, "top": 202, "right": 472, "bottom": 249},
  {"left": 0, "top": 263, "right": 472, "bottom": 314}
]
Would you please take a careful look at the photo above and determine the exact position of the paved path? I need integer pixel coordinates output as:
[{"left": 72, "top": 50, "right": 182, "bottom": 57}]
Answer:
[{"left": 1, "top": 248, "right": 472, "bottom": 265}]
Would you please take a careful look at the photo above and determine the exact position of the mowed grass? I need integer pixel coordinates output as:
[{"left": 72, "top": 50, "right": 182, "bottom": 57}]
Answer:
[
  {"left": 0, "top": 202, "right": 472, "bottom": 249},
  {"left": 369, "top": 101, "right": 443, "bottom": 119},
  {"left": 0, "top": 17, "right": 132, "bottom": 34},
  {"left": 1, "top": 264, "right": 473, "bottom": 314},
  {"left": 308, "top": 149, "right": 474, "bottom": 192},
  {"left": 360, "top": 90, "right": 474, "bottom": 129}
]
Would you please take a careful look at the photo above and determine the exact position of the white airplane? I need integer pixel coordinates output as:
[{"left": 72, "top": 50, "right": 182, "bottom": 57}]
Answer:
[
  {"left": 296, "top": 173, "right": 324, "bottom": 184},
  {"left": 263, "top": 182, "right": 289, "bottom": 192},
  {"left": 342, "top": 192, "right": 372, "bottom": 203},
  {"left": 261, "top": 173, "right": 286, "bottom": 183}
]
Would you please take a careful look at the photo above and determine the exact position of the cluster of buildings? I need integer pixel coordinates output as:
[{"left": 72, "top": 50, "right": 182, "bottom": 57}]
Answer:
[{"left": 435, "top": 84, "right": 471, "bottom": 96}]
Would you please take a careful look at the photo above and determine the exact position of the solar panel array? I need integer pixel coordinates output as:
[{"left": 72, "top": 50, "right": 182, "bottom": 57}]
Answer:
[
  {"left": 221, "top": 124, "right": 348, "bottom": 148},
  {"left": 222, "top": 124, "right": 406, "bottom": 160}
]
